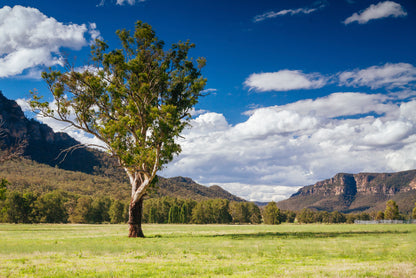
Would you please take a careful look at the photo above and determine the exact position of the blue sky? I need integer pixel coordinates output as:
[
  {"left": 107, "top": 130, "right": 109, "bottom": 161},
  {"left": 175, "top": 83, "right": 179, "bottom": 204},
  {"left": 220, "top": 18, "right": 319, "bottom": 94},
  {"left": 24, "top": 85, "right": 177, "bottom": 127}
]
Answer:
[{"left": 1, "top": 0, "right": 416, "bottom": 201}]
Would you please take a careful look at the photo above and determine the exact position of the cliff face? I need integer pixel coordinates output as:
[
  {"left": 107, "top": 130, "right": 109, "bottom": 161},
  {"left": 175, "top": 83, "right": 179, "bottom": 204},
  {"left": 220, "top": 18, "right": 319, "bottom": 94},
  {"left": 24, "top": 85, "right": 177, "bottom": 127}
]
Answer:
[
  {"left": 0, "top": 91, "right": 102, "bottom": 173},
  {"left": 278, "top": 170, "right": 416, "bottom": 213}
]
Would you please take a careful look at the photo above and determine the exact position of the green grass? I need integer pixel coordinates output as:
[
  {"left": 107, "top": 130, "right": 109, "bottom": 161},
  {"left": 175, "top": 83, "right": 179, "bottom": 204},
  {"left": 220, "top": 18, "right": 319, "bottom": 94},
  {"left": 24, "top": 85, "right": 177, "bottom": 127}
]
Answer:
[{"left": 0, "top": 224, "right": 415, "bottom": 277}]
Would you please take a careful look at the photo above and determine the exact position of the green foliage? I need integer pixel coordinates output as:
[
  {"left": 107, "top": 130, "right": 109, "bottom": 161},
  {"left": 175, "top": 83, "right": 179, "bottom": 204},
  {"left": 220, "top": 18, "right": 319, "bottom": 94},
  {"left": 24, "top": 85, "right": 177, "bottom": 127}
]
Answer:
[
  {"left": 330, "top": 211, "right": 346, "bottom": 223},
  {"left": 35, "top": 191, "right": 68, "bottom": 223},
  {"left": 90, "top": 196, "right": 111, "bottom": 223},
  {"left": 109, "top": 199, "right": 126, "bottom": 224},
  {"left": 375, "top": 211, "right": 385, "bottom": 220},
  {"left": 168, "top": 204, "right": 180, "bottom": 224},
  {"left": 69, "top": 196, "right": 93, "bottom": 223},
  {"left": 384, "top": 200, "right": 400, "bottom": 220},
  {"left": 0, "top": 178, "right": 8, "bottom": 201},
  {"left": 413, "top": 202, "right": 416, "bottom": 219},
  {"left": 3, "top": 191, "right": 37, "bottom": 223},
  {"left": 297, "top": 208, "right": 316, "bottom": 224},
  {"left": 262, "top": 201, "right": 281, "bottom": 224}
]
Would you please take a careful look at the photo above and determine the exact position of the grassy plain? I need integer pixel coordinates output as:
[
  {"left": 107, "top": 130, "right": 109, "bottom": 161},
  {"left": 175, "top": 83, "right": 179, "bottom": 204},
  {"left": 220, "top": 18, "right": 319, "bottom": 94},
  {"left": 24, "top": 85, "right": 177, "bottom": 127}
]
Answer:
[{"left": 0, "top": 223, "right": 415, "bottom": 277}]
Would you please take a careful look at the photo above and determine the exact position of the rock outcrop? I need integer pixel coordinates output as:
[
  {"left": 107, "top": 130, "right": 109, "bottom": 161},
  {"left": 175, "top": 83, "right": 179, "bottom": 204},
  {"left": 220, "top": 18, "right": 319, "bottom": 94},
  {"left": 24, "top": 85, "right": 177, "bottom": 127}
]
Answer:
[{"left": 278, "top": 170, "right": 416, "bottom": 213}]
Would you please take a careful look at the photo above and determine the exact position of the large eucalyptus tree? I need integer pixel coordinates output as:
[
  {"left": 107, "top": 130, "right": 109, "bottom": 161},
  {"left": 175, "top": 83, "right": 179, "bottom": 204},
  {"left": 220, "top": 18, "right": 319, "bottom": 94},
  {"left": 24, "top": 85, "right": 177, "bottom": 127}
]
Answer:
[{"left": 31, "top": 21, "right": 206, "bottom": 237}]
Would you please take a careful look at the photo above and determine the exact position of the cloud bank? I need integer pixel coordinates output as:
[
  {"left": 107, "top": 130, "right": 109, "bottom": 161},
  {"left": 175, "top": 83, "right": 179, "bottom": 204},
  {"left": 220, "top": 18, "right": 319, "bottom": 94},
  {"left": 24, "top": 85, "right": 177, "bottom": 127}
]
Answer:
[
  {"left": 0, "top": 5, "right": 99, "bottom": 78},
  {"left": 343, "top": 1, "right": 407, "bottom": 25},
  {"left": 161, "top": 92, "right": 416, "bottom": 201}
]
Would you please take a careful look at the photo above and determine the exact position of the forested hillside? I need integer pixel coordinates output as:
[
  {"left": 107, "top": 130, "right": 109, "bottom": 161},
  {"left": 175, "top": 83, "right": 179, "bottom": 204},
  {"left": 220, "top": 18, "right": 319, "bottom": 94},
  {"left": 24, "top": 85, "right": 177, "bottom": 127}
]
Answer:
[{"left": 0, "top": 158, "right": 244, "bottom": 202}]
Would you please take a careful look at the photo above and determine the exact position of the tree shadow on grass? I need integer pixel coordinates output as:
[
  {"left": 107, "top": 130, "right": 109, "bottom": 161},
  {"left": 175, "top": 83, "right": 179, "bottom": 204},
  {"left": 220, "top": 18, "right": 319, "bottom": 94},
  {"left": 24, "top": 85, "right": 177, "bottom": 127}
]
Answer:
[
  {"left": 149, "top": 230, "right": 409, "bottom": 239},
  {"left": 209, "top": 230, "right": 409, "bottom": 240}
]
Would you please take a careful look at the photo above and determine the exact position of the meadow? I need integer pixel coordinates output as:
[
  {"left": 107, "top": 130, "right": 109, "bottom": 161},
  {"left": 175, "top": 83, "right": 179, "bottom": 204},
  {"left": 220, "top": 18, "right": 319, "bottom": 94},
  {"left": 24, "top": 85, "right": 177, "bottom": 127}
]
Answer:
[{"left": 0, "top": 223, "right": 415, "bottom": 277}]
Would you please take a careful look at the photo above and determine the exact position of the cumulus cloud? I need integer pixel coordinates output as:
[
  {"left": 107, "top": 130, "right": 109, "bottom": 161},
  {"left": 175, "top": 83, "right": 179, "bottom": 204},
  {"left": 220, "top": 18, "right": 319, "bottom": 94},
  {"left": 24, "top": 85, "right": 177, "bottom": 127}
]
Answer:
[
  {"left": 161, "top": 92, "right": 416, "bottom": 201},
  {"left": 338, "top": 63, "right": 416, "bottom": 89},
  {"left": 244, "top": 70, "right": 327, "bottom": 92},
  {"left": 343, "top": 1, "right": 407, "bottom": 25},
  {"left": 0, "top": 5, "right": 100, "bottom": 78}
]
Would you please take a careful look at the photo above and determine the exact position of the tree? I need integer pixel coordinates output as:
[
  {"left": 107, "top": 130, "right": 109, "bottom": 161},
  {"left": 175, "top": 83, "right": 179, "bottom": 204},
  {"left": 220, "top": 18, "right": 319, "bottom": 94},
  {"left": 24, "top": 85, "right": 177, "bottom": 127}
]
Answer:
[
  {"left": 330, "top": 211, "right": 346, "bottom": 223},
  {"left": 262, "top": 202, "right": 281, "bottom": 224},
  {"left": 229, "top": 202, "right": 250, "bottom": 224},
  {"left": 297, "top": 208, "right": 316, "bottom": 224},
  {"left": 90, "top": 196, "right": 111, "bottom": 223},
  {"left": 69, "top": 196, "right": 93, "bottom": 223},
  {"left": 412, "top": 202, "right": 416, "bottom": 220},
  {"left": 35, "top": 191, "right": 68, "bottom": 223},
  {"left": 168, "top": 204, "right": 180, "bottom": 224},
  {"left": 0, "top": 178, "right": 8, "bottom": 201},
  {"left": 247, "top": 202, "right": 262, "bottom": 224},
  {"left": 31, "top": 21, "right": 206, "bottom": 237},
  {"left": 4, "top": 191, "right": 37, "bottom": 223},
  {"left": 375, "top": 211, "right": 384, "bottom": 221},
  {"left": 109, "top": 199, "right": 126, "bottom": 224},
  {"left": 384, "top": 200, "right": 400, "bottom": 220}
]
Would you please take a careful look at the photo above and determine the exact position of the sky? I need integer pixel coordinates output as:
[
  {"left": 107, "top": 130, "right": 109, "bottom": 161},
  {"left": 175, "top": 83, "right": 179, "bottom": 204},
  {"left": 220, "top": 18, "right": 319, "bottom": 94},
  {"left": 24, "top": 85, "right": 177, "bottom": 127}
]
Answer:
[{"left": 1, "top": 0, "right": 416, "bottom": 202}]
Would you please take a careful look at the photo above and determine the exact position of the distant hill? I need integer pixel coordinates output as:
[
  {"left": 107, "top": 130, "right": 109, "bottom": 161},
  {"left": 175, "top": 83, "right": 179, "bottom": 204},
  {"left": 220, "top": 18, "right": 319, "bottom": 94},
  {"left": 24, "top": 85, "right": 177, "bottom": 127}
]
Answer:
[
  {"left": 155, "top": 177, "right": 244, "bottom": 202},
  {"left": 0, "top": 91, "right": 244, "bottom": 202},
  {"left": 0, "top": 158, "right": 244, "bottom": 202},
  {"left": 277, "top": 170, "right": 416, "bottom": 213}
]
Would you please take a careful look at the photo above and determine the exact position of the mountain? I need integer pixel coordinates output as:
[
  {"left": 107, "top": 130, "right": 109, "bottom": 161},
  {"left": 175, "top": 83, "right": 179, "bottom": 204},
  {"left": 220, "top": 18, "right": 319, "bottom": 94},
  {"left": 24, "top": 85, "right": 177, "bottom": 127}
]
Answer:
[
  {"left": 0, "top": 91, "right": 244, "bottom": 202},
  {"left": 277, "top": 170, "right": 416, "bottom": 213},
  {"left": 0, "top": 91, "right": 104, "bottom": 173}
]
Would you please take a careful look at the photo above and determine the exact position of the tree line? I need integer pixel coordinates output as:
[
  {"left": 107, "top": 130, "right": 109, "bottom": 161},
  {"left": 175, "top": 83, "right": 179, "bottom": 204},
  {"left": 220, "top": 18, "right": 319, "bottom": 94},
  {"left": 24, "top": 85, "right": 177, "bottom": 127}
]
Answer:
[{"left": 1, "top": 179, "right": 415, "bottom": 224}]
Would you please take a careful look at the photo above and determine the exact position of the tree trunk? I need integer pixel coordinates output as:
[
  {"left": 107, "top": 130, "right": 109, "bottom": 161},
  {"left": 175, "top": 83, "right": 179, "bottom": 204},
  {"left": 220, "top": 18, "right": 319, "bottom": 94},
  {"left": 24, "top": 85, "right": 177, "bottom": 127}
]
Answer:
[{"left": 128, "top": 197, "right": 144, "bottom": 238}]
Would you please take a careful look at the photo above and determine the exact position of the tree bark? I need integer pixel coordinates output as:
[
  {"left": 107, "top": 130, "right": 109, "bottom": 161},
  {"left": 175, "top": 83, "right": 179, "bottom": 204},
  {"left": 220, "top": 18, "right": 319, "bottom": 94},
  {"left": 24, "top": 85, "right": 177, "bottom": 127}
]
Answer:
[{"left": 128, "top": 197, "right": 144, "bottom": 238}]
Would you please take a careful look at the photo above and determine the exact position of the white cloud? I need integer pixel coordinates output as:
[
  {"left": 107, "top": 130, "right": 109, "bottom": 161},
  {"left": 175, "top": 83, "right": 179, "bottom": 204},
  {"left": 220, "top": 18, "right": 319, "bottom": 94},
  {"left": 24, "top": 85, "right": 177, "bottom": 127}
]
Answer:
[
  {"left": 249, "top": 63, "right": 416, "bottom": 93},
  {"left": 254, "top": 3, "right": 326, "bottom": 22},
  {"left": 0, "top": 5, "right": 100, "bottom": 78},
  {"left": 254, "top": 7, "right": 318, "bottom": 22},
  {"left": 338, "top": 63, "right": 416, "bottom": 89},
  {"left": 210, "top": 183, "right": 301, "bottom": 202},
  {"left": 244, "top": 70, "right": 327, "bottom": 92},
  {"left": 116, "top": 0, "right": 146, "bottom": 5},
  {"left": 161, "top": 92, "right": 416, "bottom": 202},
  {"left": 343, "top": 1, "right": 407, "bottom": 25}
]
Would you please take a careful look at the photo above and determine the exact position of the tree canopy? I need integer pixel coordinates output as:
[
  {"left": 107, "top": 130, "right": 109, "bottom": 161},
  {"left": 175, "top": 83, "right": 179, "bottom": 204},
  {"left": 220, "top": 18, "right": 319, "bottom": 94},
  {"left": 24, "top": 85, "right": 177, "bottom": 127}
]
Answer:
[{"left": 31, "top": 21, "right": 206, "bottom": 237}]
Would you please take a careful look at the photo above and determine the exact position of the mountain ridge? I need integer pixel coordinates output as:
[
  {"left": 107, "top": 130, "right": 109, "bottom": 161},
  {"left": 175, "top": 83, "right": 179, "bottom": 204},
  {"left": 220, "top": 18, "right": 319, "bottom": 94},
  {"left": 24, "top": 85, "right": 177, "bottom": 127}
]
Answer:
[{"left": 277, "top": 170, "right": 416, "bottom": 213}]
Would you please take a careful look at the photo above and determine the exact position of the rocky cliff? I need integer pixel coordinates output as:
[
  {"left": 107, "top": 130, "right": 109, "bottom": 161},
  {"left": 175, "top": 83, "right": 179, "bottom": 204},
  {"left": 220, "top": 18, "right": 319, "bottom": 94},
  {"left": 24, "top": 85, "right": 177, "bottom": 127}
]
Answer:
[
  {"left": 0, "top": 91, "right": 107, "bottom": 173},
  {"left": 277, "top": 170, "right": 416, "bottom": 213}
]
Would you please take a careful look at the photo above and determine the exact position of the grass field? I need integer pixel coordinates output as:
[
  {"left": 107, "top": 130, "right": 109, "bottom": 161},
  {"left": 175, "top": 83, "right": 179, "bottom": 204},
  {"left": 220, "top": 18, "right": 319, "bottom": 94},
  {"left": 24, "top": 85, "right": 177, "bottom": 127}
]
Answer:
[{"left": 0, "top": 224, "right": 415, "bottom": 277}]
